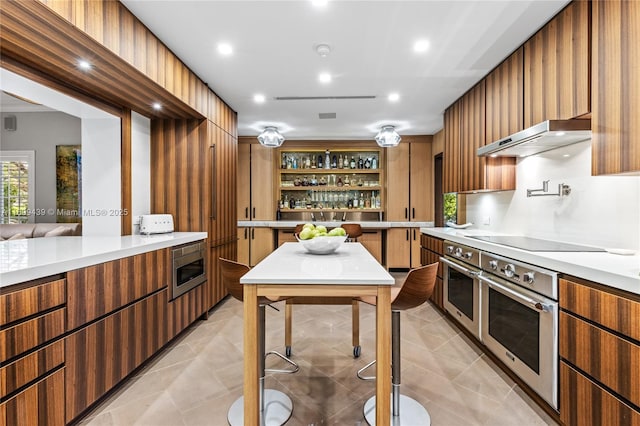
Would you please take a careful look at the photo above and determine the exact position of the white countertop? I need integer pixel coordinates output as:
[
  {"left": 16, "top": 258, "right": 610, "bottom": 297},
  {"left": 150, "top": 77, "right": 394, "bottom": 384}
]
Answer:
[
  {"left": 238, "top": 220, "right": 434, "bottom": 229},
  {"left": 241, "top": 242, "right": 394, "bottom": 285},
  {"left": 422, "top": 228, "right": 640, "bottom": 296},
  {"left": 0, "top": 232, "right": 207, "bottom": 288}
]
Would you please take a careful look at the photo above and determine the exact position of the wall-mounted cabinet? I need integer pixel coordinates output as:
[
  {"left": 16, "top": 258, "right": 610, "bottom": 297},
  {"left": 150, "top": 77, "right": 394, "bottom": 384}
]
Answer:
[
  {"left": 524, "top": 1, "right": 590, "bottom": 127},
  {"left": 277, "top": 148, "right": 384, "bottom": 214},
  {"left": 591, "top": 0, "right": 640, "bottom": 175},
  {"left": 443, "top": 101, "right": 462, "bottom": 194}
]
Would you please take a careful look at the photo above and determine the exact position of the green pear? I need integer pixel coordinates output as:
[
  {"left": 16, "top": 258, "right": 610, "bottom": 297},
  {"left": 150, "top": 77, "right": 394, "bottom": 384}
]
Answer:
[
  {"left": 299, "top": 228, "right": 314, "bottom": 240},
  {"left": 315, "top": 225, "right": 327, "bottom": 234},
  {"left": 303, "top": 223, "right": 315, "bottom": 230}
]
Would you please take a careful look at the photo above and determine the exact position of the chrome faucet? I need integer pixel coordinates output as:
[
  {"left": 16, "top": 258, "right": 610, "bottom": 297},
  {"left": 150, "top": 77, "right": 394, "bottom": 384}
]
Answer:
[
  {"left": 310, "top": 212, "right": 316, "bottom": 222},
  {"left": 527, "top": 179, "right": 571, "bottom": 197}
]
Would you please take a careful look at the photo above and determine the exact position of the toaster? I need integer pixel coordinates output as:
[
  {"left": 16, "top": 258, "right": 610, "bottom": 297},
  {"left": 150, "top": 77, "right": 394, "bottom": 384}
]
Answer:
[{"left": 139, "top": 214, "right": 174, "bottom": 234}]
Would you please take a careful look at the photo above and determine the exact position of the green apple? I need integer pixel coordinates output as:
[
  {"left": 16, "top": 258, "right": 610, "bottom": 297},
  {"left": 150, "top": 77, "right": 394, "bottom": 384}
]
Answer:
[
  {"left": 315, "top": 225, "right": 327, "bottom": 234},
  {"left": 299, "top": 228, "right": 314, "bottom": 240}
]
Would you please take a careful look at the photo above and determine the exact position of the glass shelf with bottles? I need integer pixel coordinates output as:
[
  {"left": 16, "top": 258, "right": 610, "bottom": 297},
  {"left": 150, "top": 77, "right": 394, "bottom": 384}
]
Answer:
[
  {"left": 279, "top": 189, "right": 382, "bottom": 211},
  {"left": 279, "top": 173, "right": 381, "bottom": 190},
  {"left": 280, "top": 150, "right": 380, "bottom": 171}
]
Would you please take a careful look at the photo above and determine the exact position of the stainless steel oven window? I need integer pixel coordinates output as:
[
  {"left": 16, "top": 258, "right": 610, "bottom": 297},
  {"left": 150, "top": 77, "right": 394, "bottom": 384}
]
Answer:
[
  {"left": 447, "top": 267, "right": 475, "bottom": 321},
  {"left": 440, "top": 257, "right": 481, "bottom": 340}
]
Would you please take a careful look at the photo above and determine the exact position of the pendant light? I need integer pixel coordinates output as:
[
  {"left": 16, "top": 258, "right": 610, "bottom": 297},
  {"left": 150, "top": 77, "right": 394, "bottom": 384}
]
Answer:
[
  {"left": 257, "top": 126, "right": 285, "bottom": 147},
  {"left": 374, "top": 125, "right": 401, "bottom": 147}
]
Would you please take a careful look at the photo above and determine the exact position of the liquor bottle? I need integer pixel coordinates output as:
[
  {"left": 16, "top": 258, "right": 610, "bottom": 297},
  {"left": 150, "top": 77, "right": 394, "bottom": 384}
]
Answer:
[
  {"left": 364, "top": 194, "right": 371, "bottom": 208},
  {"left": 336, "top": 177, "right": 343, "bottom": 187},
  {"left": 359, "top": 192, "right": 365, "bottom": 209},
  {"left": 343, "top": 155, "right": 349, "bottom": 168},
  {"left": 371, "top": 156, "right": 377, "bottom": 169},
  {"left": 306, "top": 156, "right": 311, "bottom": 168},
  {"left": 286, "top": 156, "right": 292, "bottom": 169},
  {"left": 318, "top": 154, "right": 323, "bottom": 169},
  {"left": 332, "top": 155, "right": 337, "bottom": 168},
  {"left": 289, "top": 197, "right": 295, "bottom": 209},
  {"left": 281, "top": 155, "right": 287, "bottom": 169},
  {"left": 375, "top": 191, "right": 381, "bottom": 208},
  {"left": 324, "top": 149, "right": 331, "bottom": 169},
  {"left": 347, "top": 198, "right": 353, "bottom": 209},
  {"left": 358, "top": 156, "right": 364, "bottom": 169},
  {"left": 276, "top": 203, "right": 282, "bottom": 220},
  {"left": 292, "top": 156, "right": 298, "bottom": 169},
  {"left": 353, "top": 192, "right": 359, "bottom": 208},
  {"left": 311, "top": 156, "right": 317, "bottom": 168},
  {"left": 350, "top": 156, "right": 356, "bottom": 169},
  {"left": 364, "top": 157, "right": 371, "bottom": 169},
  {"left": 338, "top": 154, "right": 343, "bottom": 169}
]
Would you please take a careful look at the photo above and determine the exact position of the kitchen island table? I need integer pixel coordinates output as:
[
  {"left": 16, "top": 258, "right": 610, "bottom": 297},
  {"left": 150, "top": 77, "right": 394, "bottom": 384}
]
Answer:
[{"left": 240, "top": 242, "right": 395, "bottom": 425}]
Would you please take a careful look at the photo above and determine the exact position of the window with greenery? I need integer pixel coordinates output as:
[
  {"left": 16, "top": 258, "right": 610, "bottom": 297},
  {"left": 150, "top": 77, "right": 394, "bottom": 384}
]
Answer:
[
  {"left": 1, "top": 151, "right": 35, "bottom": 224},
  {"left": 444, "top": 192, "right": 457, "bottom": 223}
]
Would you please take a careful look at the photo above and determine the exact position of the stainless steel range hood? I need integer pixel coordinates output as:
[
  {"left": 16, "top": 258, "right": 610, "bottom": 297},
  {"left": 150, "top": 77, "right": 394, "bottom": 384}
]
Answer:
[{"left": 477, "top": 119, "right": 591, "bottom": 157}]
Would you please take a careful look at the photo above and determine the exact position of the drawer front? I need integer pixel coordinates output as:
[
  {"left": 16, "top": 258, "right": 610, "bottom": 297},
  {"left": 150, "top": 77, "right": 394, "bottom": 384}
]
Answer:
[
  {"left": 277, "top": 230, "right": 297, "bottom": 246},
  {"left": 1, "top": 368, "right": 65, "bottom": 426},
  {"left": 561, "top": 362, "right": 640, "bottom": 426},
  {"left": 420, "top": 234, "right": 443, "bottom": 255},
  {"left": 0, "top": 308, "right": 65, "bottom": 363},
  {"left": 561, "top": 311, "right": 640, "bottom": 407},
  {"left": 66, "top": 248, "right": 169, "bottom": 330},
  {"left": 560, "top": 277, "right": 640, "bottom": 341},
  {"left": 0, "top": 279, "right": 65, "bottom": 326},
  {"left": 0, "top": 340, "right": 64, "bottom": 399}
]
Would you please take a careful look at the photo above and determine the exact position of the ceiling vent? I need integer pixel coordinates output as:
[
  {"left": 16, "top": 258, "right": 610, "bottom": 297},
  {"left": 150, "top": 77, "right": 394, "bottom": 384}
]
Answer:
[
  {"left": 275, "top": 96, "right": 376, "bottom": 101},
  {"left": 318, "top": 113, "right": 336, "bottom": 119}
]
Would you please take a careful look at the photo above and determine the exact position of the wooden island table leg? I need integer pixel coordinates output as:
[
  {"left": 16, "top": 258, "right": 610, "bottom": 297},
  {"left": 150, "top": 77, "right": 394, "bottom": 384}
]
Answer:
[
  {"left": 243, "top": 284, "right": 259, "bottom": 424},
  {"left": 375, "top": 285, "right": 391, "bottom": 425}
]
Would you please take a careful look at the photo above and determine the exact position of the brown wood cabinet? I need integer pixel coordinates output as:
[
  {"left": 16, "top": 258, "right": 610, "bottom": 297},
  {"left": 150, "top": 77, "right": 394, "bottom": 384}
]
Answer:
[
  {"left": 249, "top": 228, "right": 274, "bottom": 267},
  {"left": 359, "top": 230, "right": 383, "bottom": 264},
  {"left": 420, "top": 234, "right": 444, "bottom": 308},
  {"left": 559, "top": 276, "right": 640, "bottom": 425},
  {"left": 591, "top": 0, "right": 640, "bottom": 175},
  {"left": 443, "top": 101, "right": 461, "bottom": 194},
  {"left": 485, "top": 46, "right": 524, "bottom": 144},
  {"left": 386, "top": 228, "right": 421, "bottom": 269},
  {"left": 0, "top": 277, "right": 67, "bottom": 426},
  {"left": 524, "top": 1, "right": 590, "bottom": 127}
]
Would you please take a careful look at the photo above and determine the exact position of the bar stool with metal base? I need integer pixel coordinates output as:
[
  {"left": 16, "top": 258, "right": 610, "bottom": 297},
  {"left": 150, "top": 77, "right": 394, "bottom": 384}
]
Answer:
[
  {"left": 219, "top": 258, "right": 299, "bottom": 426},
  {"left": 356, "top": 263, "right": 438, "bottom": 425}
]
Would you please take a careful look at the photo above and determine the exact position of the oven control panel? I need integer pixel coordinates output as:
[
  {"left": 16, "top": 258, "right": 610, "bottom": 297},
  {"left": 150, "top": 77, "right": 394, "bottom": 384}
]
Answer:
[
  {"left": 444, "top": 241, "right": 481, "bottom": 267},
  {"left": 480, "top": 252, "right": 557, "bottom": 300}
]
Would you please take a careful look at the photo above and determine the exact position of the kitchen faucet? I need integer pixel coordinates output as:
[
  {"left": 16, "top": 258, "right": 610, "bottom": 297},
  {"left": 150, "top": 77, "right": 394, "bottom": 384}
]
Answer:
[{"left": 527, "top": 179, "right": 571, "bottom": 197}]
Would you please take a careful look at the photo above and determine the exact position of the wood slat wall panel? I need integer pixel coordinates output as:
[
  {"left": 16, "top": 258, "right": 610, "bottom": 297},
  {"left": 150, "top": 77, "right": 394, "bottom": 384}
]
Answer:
[
  {"left": 121, "top": 109, "right": 133, "bottom": 235},
  {"left": 210, "top": 123, "right": 238, "bottom": 246},
  {"left": 485, "top": 47, "right": 524, "bottom": 143},
  {"left": 2, "top": 0, "right": 200, "bottom": 119},
  {"left": 592, "top": 0, "right": 640, "bottom": 175},
  {"left": 561, "top": 362, "right": 640, "bottom": 426},
  {"left": 524, "top": 1, "right": 590, "bottom": 127},
  {"left": 560, "top": 311, "right": 640, "bottom": 407},
  {"left": 208, "top": 243, "right": 235, "bottom": 308},
  {"left": 0, "top": 279, "right": 65, "bottom": 326},
  {"left": 150, "top": 119, "right": 210, "bottom": 234},
  {"left": 0, "top": 309, "right": 65, "bottom": 363},
  {"left": 560, "top": 277, "right": 640, "bottom": 342},
  {"left": 0, "top": 340, "right": 64, "bottom": 398},
  {"left": 66, "top": 249, "right": 169, "bottom": 330},
  {"left": 65, "top": 291, "right": 167, "bottom": 422},
  {"left": 1, "top": 368, "right": 65, "bottom": 426},
  {"left": 443, "top": 102, "right": 461, "bottom": 193}
]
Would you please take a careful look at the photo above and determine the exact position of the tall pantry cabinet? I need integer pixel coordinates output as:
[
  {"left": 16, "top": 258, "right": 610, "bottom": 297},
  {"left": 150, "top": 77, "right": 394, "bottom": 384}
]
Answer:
[
  {"left": 386, "top": 137, "right": 432, "bottom": 268},
  {"left": 237, "top": 138, "right": 275, "bottom": 266}
]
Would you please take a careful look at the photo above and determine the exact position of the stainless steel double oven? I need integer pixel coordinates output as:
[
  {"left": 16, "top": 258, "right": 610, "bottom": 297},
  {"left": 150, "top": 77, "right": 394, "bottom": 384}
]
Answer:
[{"left": 441, "top": 240, "right": 559, "bottom": 410}]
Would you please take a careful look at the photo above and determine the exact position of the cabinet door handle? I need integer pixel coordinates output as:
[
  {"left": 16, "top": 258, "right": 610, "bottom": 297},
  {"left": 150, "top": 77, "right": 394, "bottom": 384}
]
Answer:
[
  {"left": 252, "top": 207, "right": 256, "bottom": 219},
  {"left": 406, "top": 229, "right": 409, "bottom": 240},
  {"left": 413, "top": 229, "right": 416, "bottom": 240},
  {"left": 210, "top": 144, "right": 216, "bottom": 219},
  {"left": 251, "top": 228, "right": 255, "bottom": 239},
  {"left": 244, "top": 228, "right": 248, "bottom": 239},
  {"left": 245, "top": 207, "right": 249, "bottom": 219},
  {"left": 412, "top": 207, "right": 415, "bottom": 219},
  {"left": 405, "top": 208, "right": 408, "bottom": 219}
]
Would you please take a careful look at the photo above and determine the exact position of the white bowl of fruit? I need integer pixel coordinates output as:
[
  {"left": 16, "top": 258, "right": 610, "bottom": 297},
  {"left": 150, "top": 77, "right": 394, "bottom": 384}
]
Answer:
[{"left": 295, "top": 224, "right": 348, "bottom": 255}]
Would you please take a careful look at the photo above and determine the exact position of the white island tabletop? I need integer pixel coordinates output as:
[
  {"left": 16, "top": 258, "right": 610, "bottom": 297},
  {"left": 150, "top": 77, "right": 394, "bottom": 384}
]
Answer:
[{"left": 241, "top": 242, "right": 394, "bottom": 285}]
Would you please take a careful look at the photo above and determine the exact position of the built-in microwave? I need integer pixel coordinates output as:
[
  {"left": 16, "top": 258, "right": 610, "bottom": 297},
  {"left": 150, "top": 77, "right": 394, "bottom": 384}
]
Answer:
[{"left": 172, "top": 241, "right": 207, "bottom": 299}]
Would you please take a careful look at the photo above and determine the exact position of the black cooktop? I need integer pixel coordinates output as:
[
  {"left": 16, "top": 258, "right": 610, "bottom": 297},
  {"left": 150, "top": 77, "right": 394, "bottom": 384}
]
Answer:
[{"left": 469, "top": 235, "right": 605, "bottom": 252}]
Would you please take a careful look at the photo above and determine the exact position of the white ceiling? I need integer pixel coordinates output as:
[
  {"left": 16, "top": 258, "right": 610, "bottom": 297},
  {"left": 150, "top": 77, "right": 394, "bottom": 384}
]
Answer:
[{"left": 121, "top": 0, "right": 569, "bottom": 140}]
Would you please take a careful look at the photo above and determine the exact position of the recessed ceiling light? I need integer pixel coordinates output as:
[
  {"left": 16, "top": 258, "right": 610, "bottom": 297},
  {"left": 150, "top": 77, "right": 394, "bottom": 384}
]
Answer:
[
  {"left": 413, "top": 39, "right": 430, "bottom": 53},
  {"left": 563, "top": 154, "right": 571, "bottom": 157},
  {"left": 311, "top": 0, "right": 328, "bottom": 7},
  {"left": 217, "top": 43, "right": 233, "bottom": 56},
  {"left": 152, "top": 102, "right": 162, "bottom": 110},
  {"left": 253, "top": 94, "right": 266, "bottom": 103},
  {"left": 78, "top": 60, "right": 92, "bottom": 71},
  {"left": 318, "top": 73, "right": 332, "bottom": 83},
  {"left": 490, "top": 154, "right": 498, "bottom": 158},
  {"left": 388, "top": 93, "right": 400, "bottom": 102},
  {"left": 555, "top": 131, "right": 566, "bottom": 137}
]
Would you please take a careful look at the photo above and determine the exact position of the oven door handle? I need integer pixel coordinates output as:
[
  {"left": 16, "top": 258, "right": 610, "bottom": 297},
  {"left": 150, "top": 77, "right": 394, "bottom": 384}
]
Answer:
[
  {"left": 478, "top": 274, "right": 551, "bottom": 312},
  {"left": 440, "top": 257, "right": 480, "bottom": 277}
]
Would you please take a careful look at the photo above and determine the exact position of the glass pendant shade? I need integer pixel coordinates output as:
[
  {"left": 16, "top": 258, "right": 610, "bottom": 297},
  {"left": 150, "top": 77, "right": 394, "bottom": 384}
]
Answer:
[
  {"left": 374, "top": 125, "right": 401, "bottom": 147},
  {"left": 257, "top": 126, "right": 285, "bottom": 147}
]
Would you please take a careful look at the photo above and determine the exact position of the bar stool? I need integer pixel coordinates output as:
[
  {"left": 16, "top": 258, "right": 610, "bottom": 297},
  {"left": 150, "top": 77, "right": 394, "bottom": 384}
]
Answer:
[
  {"left": 285, "top": 223, "right": 363, "bottom": 357},
  {"left": 356, "top": 263, "right": 439, "bottom": 425},
  {"left": 219, "top": 258, "right": 299, "bottom": 426}
]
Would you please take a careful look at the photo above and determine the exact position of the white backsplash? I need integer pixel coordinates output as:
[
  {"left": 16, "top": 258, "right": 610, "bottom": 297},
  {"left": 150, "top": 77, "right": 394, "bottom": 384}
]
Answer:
[{"left": 464, "top": 140, "right": 640, "bottom": 250}]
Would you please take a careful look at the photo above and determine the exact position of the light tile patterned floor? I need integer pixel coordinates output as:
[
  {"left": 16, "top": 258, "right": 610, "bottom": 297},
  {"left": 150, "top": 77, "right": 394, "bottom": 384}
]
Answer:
[{"left": 79, "top": 279, "right": 558, "bottom": 426}]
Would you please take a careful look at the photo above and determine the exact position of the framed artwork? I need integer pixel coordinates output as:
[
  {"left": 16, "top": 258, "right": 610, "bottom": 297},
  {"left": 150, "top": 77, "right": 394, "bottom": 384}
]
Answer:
[{"left": 56, "top": 145, "right": 82, "bottom": 223}]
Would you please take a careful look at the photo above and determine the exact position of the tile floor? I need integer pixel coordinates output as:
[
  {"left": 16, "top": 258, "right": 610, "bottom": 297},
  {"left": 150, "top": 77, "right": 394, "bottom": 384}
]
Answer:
[{"left": 79, "top": 278, "right": 558, "bottom": 426}]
